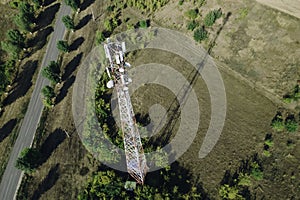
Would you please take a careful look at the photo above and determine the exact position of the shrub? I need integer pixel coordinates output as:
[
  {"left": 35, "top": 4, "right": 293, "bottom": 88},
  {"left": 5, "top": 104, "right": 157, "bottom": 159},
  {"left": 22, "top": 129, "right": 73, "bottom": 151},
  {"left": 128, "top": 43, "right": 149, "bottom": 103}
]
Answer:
[
  {"left": 251, "top": 168, "right": 263, "bottom": 180},
  {"left": 271, "top": 119, "right": 284, "bottom": 131},
  {"left": 6, "top": 29, "right": 25, "bottom": 48},
  {"left": 187, "top": 20, "right": 198, "bottom": 31},
  {"left": 285, "top": 119, "right": 298, "bottom": 132},
  {"left": 238, "top": 173, "right": 252, "bottom": 186},
  {"left": 262, "top": 150, "right": 271, "bottom": 157},
  {"left": 185, "top": 9, "right": 198, "bottom": 19},
  {"left": 139, "top": 20, "right": 148, "bottom": 28},
  {"left": 264, "top": 139, "right": 274, "bottom": 147},
  {"left": 250, "top": 162, "right": 263, "bottom": 180},
  {"left": 283, "top": 95, "right": 293, "bottom": 103},
  {"left": 178, "top": 0, "right": 184, "bottom": 5},
  {"left": 57, "top": 40, "right": 69, "bottom": 52},
  {"left": 1, "top": 41, "right": 21, "bottom": 59},
  {"left": 204, "top": 9, "right": 222, "bottom": 27},
  {"left": 219, "top": 184, "right": 242, "bottom": 199},
  {"left": 198, "top": 0, "right": 206, "bottom": 7},
  {"left": 193, "top": 26, "right": 208, "bottom": 42},
  {"left": 96, "top": 31, "right": 105, "bottom": 45},
  {"left": 127, "top": 23, "right": 135, "bottom": 30}
]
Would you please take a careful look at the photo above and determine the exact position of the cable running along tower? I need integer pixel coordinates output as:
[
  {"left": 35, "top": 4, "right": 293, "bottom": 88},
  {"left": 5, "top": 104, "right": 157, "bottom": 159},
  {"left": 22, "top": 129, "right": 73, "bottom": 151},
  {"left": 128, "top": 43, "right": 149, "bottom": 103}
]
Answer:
[{"left": 104, "top": 39, "right": 147, "bottom": 184}]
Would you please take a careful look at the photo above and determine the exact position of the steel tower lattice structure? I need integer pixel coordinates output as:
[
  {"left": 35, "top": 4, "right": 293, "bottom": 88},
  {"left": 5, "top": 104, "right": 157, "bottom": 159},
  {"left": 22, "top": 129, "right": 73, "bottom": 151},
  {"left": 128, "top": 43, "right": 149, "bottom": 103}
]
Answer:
[{"left": 104, "top": 39, "right": 147, "bottom": 184}]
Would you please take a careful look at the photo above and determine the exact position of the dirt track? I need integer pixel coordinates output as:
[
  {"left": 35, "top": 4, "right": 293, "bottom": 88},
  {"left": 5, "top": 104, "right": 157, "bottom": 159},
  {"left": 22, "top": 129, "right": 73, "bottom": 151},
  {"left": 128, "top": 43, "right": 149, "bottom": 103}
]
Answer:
[{"left": 256, "top": 0, "right": 300, "bottom": 19}]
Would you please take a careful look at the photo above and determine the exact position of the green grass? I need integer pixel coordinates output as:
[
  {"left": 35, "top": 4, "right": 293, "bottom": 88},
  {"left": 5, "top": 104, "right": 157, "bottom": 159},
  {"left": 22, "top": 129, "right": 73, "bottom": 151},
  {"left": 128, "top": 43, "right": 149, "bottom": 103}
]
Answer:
[{"left": 238, "top": 8, "right": 249, "bottom": 20}]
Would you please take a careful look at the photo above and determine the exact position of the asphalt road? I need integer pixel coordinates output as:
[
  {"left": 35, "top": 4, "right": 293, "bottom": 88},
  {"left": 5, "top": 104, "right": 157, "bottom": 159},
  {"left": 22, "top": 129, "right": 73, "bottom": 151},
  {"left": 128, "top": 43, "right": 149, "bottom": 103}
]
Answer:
[{"left": 0, "top": 3, "right": 71, "bottom": 200}]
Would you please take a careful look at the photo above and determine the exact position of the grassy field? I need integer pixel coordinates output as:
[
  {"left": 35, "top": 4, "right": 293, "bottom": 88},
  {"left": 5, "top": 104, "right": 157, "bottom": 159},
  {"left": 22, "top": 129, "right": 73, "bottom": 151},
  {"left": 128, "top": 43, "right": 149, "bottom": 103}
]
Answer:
[{"left": 16, "top": 0, "right": 300, "bottom": 199}]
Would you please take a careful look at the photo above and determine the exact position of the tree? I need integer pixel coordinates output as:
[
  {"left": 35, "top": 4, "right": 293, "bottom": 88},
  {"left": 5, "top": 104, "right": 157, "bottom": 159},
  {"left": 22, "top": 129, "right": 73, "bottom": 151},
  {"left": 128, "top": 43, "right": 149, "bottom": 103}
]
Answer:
[
  {"left": 42, "top": 85, "right": 55, "bottom": 99},
  {"left": 13, "top": 2, "right": 35, "bottom": 32},
  {"left": 57, "top": 40, "right": 69, "bottom": 52},
  {"left": 15, "top": 147, "right": 41, "bottom": 173},
  {"left": 41, "top": 85, "right": 56, "bottom": 108},
  {"left": 62, "top": 15, "right": 75, "bottom": 31},
  {"left": 204, "top": 9, "right": 222, "bottom": 27},
  {"left": 19, "top": 2, "right": 35, "bottom": 22},
  {"left": 6, "top": 29, "right": 25, "bottom": 48},
  {"left": 1, "top": 41, "right": 21, "bottom": 59},
  {"left": 193, "top": 26, "right": 208, "bottom": 42},
  {"left": 14, "top": 13, "right": 31, "bottom": 32},
  {"left": 64, "top": 0, "right": 80, "bottom": 11},
  {"left": 42, "top": 61, "right": 60, "bottom": 84},
  {"left": 187, "top": 20, "right": 198, "bottom": 31}
]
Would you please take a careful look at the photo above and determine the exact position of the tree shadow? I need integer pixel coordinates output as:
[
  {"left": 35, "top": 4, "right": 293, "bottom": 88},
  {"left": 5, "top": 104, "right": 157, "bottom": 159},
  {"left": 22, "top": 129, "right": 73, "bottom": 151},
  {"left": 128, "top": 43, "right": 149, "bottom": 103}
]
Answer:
[
  {"left": 220, "top": 154, "right": 262, "bottom": 199},
  {"left": 0, "top": 119, "right": 17, "bottom": 143},
  {"left": 135, "top": 113, "right": 151, "bottom": 126},
  {"left": 31, "top": 164, "right": 60, "bottom": 200},
  {"left": 80, "top": 0, "right": 95, "bottom": 11},
  {"left": 43, "top": 0, "right": 56, "bottom": 7},
  {"left": 62, "top": 53, "right": 83, "bottom": 81},
  {"left": 208, "top": 12, "right": 232, "bottom": 54},
  {"left": 3, "top": 60, "right": 38, "bottom": 106},
  {"left": 27, "top": 26, "right": 54, "bottom": 52},
  {"left": 286, "top": 113, "right": 296, "bottom": 121},
  {"left": 38, "top": 128, "right": 66, "bottom": 165},
  {"left": 55, "top": 75, "right": 76, "bottom": 104},
  {"left": 35, "top": 3, "right": 60, "bottom": 30},
  {"left": 69, "top": 37, "right": 85, "bottom": 51},
  {"left": 144, "top": 161, "right": 210, "bottom": 199},
  {"left": 76, "top": 14, "right": 92, "bottom": 30}
]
